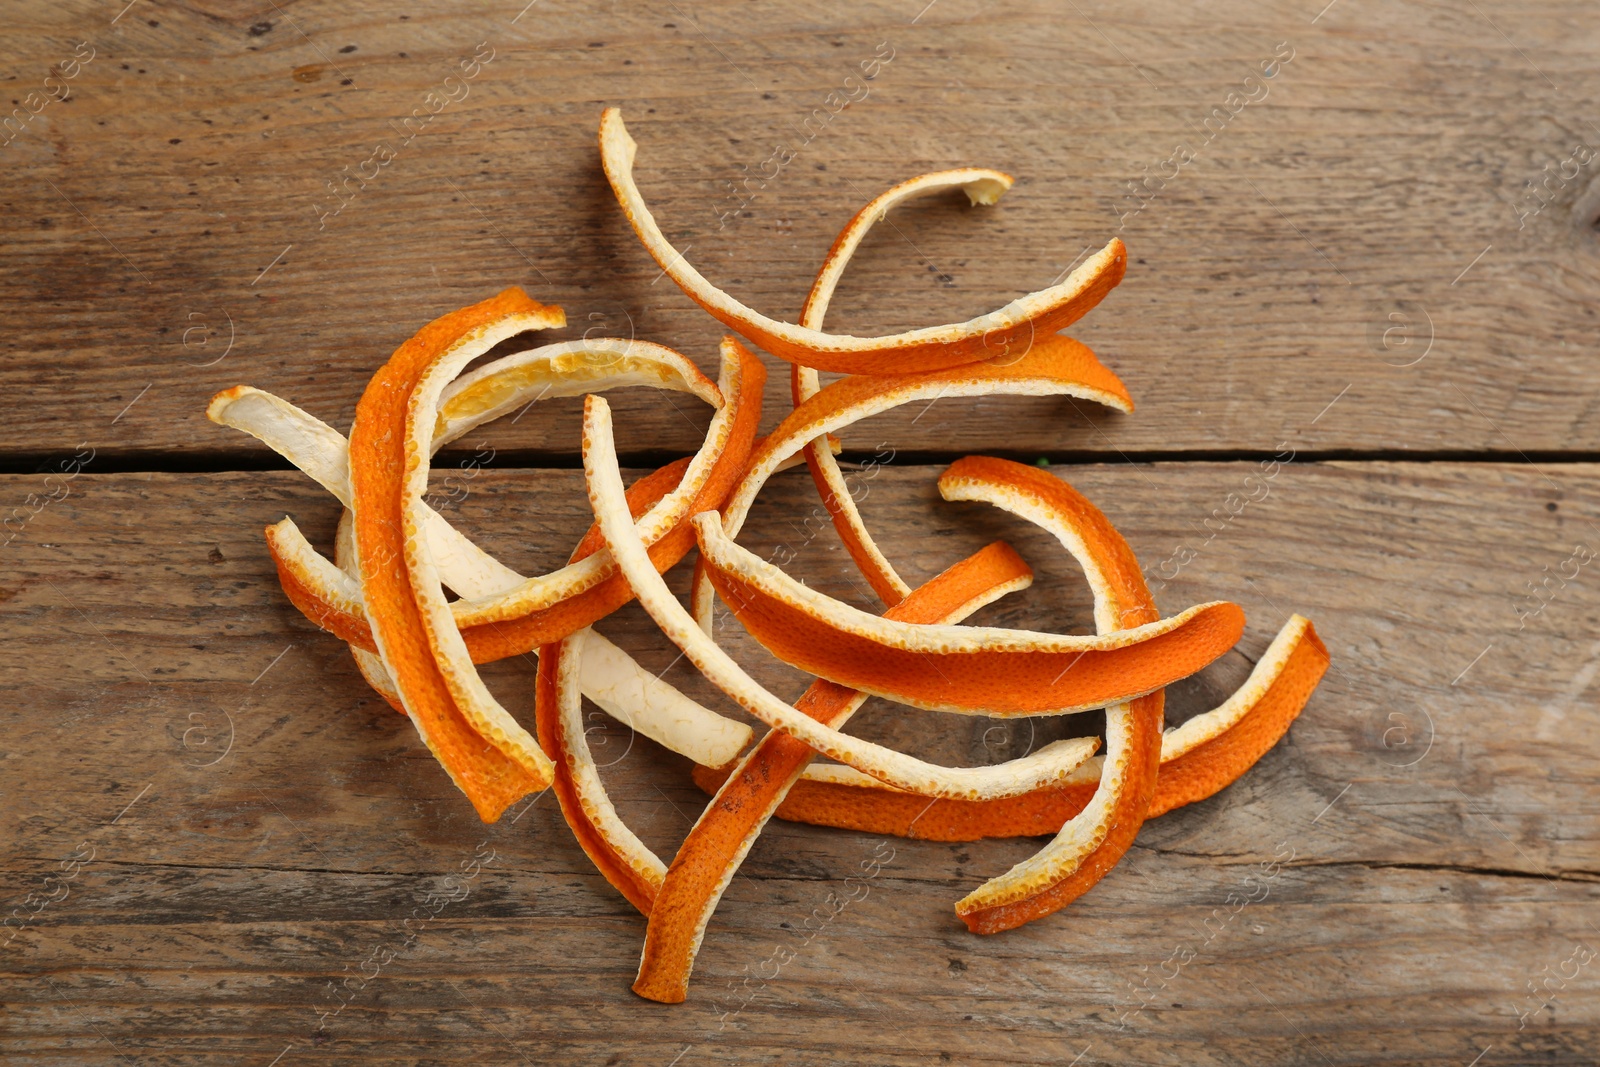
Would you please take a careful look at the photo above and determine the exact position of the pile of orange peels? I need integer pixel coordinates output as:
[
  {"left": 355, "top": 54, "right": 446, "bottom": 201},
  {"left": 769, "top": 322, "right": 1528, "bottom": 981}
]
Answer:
[{"left": 210, "top": 109, "right": 1328, "bottom": 1003}]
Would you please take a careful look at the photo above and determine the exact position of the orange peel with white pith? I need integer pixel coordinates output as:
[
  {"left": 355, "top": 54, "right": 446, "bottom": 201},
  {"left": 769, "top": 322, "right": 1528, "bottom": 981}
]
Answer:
[
  {"left": 599, "top": 108, "right": 1127, "bottom": 376},
  {"left": 536, "top": 627, "right": 667, "bottom": 915},
  {"left": 791, "top": 168, "right": 1016, "bottom": 604},
  {"left": 694, "top": 509, "right": 1245, "bottom": 716},
  {"left": 348, "top": 288, "right": 563, "bottom": 821}
]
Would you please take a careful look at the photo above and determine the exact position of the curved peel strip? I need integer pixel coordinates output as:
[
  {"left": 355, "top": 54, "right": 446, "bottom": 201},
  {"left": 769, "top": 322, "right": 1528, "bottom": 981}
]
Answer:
[
  {"left": 693, "top": 615, "right": 1328, "bottom": 840},
  {"left": 537, "top": 629, "right": 668, "bottom": 914},
  {"left": 349, "top": 287, "right": 563, "bottom": 822},
  {"left": 634, "top": 541, "right": 1048, "bottom": 1004},
  {"left": 690, "top": 332, "right": 1136, "bottom": 621},
  {"left": 436, "top": 338, "right": 719, "bottom": 447},
  {"left": 208, "top": 386, "right": 353, "bottom": 504},
  {"left": 1147, "top": 613, "right": 1328, "bottom": 817},
  {"left": 266, "top": 516, "right": 374, "bottom": 651},
  {"left": 696, "top": 509, "right": 1244, "bottom": 715},
  {"left": 793, "top": 167, "right": 1016, "bottom": 605},
  {"left": 933, "top": 457, "right": 1163, "bottom": 932},
  {"left": 598, "top": 107, "right": 1127, "bottom": 375},
  {"left": 451, "top": 336, "right": 753, "bottom": 628},
  {"left": 585, "top": 395, "right": 1098, "bottom": 802}
]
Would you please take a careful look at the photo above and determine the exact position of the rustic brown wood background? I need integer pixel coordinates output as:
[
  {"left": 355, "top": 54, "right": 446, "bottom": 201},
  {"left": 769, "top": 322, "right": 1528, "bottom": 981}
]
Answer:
[{"left": 4, "top": 0, "right": 1599, "bottom": 1063}]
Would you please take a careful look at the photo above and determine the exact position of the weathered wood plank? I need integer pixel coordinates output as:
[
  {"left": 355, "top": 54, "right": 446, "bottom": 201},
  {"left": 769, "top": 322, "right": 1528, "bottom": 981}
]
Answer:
[
  {"left": 2, "top": 0, "right": 1599, "bottom": 460},
  {"left": 1, "top": 462, "right": 1596, "bottom": 1063}
]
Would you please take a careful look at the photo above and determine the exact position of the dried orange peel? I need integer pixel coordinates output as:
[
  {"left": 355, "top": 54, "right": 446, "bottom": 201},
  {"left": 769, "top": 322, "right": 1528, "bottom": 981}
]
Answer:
[
  {"left": 348, "top": 287, "right": 562, "bottom": 821},
  {"left": 536, "top": 628, "right": 668, "bottom": 915},
  {"left": 203, "top": 115, "right": 1331, "bottom": 1006},
  {"left": 695, "top": 509, "right": 1245, "bottom": 716},
  {"left": 599, "top": 107, "right": 1127, "bottom": 375}
]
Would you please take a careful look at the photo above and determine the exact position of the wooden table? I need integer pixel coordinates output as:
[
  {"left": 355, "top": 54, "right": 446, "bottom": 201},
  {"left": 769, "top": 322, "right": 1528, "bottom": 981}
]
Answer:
[{"left": 4, "top": 0, "right": 1598, "bottom": 1062}]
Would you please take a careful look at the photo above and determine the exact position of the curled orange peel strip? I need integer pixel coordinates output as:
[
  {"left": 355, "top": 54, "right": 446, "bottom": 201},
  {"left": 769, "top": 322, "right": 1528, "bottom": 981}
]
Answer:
[
  {"left": 536, "top": 628, "right": 667, "bottom": 915},
  {"left": 438, "top": 337, "right": 721, "bottom": 444},
  {"left": 695, "top": 509, "right": 1245, "bottom": 716},
  {"left": 585, "top": 395, "right": 1100, "bottom": 802},
  {"left": 598, "top": 107, "right": 1127, "bottom": 375},
  {"left": 1146, "top": 612, "right": 1328, "bottom": 817},
  {"left": 690, "top": 614, "right": 1328, "bottom": 839},
  {"left": 633, "top": 541, "right": 1043, "bottom": 1003},
  {"left": 934, "top": 457, "right": 1161, "bottom": 931},
  {"left": 348, "top": 287, "right": 563, "bottom": 822},
  {"left": 687, "top": 331, "right": 1136, "bottom": 630},
  {"left": 792, "top": 168, "right": 1017, "bottom": 605}
]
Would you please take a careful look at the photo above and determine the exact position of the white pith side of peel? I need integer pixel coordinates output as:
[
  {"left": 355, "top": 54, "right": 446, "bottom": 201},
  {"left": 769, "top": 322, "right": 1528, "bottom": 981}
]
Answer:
[{"left": 598, "top": 107, "right": 1122, "bottom": 367}]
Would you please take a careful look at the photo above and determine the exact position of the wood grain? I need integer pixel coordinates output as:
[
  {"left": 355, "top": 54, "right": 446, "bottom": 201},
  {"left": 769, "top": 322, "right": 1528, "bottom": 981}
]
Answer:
[
  {"left": 5, "top": 0, "right": 1600, "bottom": 1061},
  {"left": 2, "top": 462, "right": 1596, "bottom": 1064},
  {"left": 2, "top": 0, "right": 1599, "bottom": 461}
]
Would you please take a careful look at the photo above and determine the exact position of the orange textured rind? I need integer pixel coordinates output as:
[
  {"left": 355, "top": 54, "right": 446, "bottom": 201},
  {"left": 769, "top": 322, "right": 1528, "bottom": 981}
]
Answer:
[
  {"left": 695, "top": 508, "right": 1244, "bottom": 716},
  {"left": 348, "top": 288, "right": 562, "bottom": 822}
]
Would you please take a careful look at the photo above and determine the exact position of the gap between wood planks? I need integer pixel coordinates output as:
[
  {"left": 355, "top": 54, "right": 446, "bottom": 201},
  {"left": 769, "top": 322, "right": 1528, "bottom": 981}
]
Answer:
[
  {"left": 3, "top": 447, "right": 1600, "bottom": 476},
  {"left": 1, "top": 856, "right": 1595, "bottom": 885}
]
